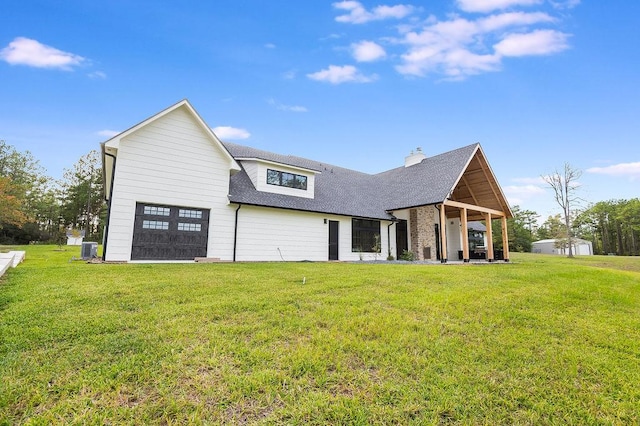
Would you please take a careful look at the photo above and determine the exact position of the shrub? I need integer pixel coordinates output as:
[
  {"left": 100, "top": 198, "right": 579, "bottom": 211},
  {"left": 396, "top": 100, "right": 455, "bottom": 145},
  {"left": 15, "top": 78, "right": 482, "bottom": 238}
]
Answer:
[{"left": 400, "top": 249, "right": 416, "bottom": 261}]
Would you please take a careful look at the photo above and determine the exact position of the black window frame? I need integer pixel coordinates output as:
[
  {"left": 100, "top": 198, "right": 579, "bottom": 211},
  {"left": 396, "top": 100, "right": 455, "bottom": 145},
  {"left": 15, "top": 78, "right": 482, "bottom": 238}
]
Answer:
[
  {"left": 351, "top": 218, "right": 381, "bottom": 253},
  {"left": 266, "top": 168, "right": 308, "bottom": 190}
]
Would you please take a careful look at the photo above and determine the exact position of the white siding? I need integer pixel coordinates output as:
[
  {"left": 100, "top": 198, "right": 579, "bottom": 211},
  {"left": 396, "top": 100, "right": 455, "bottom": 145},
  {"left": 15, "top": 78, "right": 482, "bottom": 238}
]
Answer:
[
  {"left": 235, "top": 206, "right": 392, "bottom": 261},
  {"left": 447, "top": 218, "right": 462, "bottom": 260},
  {"left": 240, "top": 161, "right": 259, "bottom": 189},
  {"left": 105, "top": 106, "right": 236, "bottom": 261}
]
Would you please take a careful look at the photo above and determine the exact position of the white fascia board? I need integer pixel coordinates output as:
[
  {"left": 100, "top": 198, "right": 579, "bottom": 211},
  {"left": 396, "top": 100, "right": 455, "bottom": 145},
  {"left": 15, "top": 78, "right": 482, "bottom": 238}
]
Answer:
[{"left": 235, "top": 157, "right": 322, "bottom": 175}]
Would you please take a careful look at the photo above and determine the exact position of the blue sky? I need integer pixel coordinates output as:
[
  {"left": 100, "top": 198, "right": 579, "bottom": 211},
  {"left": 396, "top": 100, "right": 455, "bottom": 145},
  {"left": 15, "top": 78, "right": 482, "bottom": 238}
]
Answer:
[{"left": 1, "top": 0, "right": 639, "bottom": 221}]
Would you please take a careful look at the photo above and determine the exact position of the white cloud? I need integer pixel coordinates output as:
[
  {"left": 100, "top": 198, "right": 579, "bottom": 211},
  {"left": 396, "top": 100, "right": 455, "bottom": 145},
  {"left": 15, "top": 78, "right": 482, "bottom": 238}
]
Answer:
[
  {"left": 395, "top": 9, "right": 568, "bottom": 79},
  {"left": 326, "top": 1, "right": 577, "bottom": 81},
  {"left": 504, "top": 184, "right": 546, "bottom": 196},
  {"left": 265, "top": 43, "right": 276, "bottom": 49},
  {"left": 494, "top": 29, "right": 570, "bottom": 56},
  {"left": 512, "top": 176, "right": 547, "bottom": 185},
  {"left": 268, "top": 98, "right": 308, "bottom": 112},
  {"left": 550, "top": 0, "right": 580, "bottom": 10},
  {"left": 212, "top": 126, "right": 251, "bottom": 140},
  {"left": 587, "top": 162, "right": 640, "bottom": 180},
  {"left": 88, "top": 71, "right": 107, "bottom": 79},
  {"left": 479, "top": 11, "right": 555, "bottom": 32},
  {"left": 333, "top": 1, "right": 414, "bottom": 24},
  {"left": 457, "top": 0, "right": 542, "bottom": 13},
  {"left": 307, "top": 65, "right": 377, "bottom": 84},
  {"left": 0, "top": 37, "right": 85, "bottom": 70},
  {"left": 352, "top": 40, "right": 387, "bottom": 62},
  {"left": 96, "top": 129, "right": 120, "bottom": 138},
  {"left": 503, "top": 184, "right": 547, "bottom": 206}
]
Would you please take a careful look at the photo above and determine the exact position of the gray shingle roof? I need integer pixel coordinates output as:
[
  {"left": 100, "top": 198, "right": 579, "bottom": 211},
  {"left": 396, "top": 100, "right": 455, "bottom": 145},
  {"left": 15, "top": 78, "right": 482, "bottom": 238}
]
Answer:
[{"left": 224, "top": 142, "right": 479, "bottom": 220}]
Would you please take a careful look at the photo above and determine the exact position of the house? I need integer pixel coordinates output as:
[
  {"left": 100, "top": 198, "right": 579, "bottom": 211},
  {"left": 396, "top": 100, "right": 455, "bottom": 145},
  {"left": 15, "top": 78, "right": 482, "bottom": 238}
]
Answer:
[
  {"left": 101, "top": 100, "right": 512, "bottom": 263},
  {"left": 532, "top": 238, "right": 593, "bottom": 255}
]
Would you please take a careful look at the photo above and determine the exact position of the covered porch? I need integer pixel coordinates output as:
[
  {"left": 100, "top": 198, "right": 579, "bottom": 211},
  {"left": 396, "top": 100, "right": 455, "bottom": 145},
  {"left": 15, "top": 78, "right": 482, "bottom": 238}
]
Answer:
[
  {"left": 439, "top": 200, "right": 510, "bottom": 262},
  {"left": 438, "top": 145, "right": 512, "bottom": 263}
]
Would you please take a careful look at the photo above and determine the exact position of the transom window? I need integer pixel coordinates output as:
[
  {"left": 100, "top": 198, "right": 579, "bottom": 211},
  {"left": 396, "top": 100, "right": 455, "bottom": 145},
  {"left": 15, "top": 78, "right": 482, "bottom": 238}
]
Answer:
[
  {"left": 177, "top": 223, "right": 202, "bottom": 232},
  {"left": 267, "top": 169, "right": 307, "bottom": 190},
  {"left": 179, "top": 209, "right": 203, "bottom": 219},
  {"left": 142, "top": 220, "right": 169, "bottom": 230},
  {"left": 352, "top": 218, "right": 381, "bottom": 253},
  {"left": 144, "top": 206, "right": 170, "bottom": 216}
]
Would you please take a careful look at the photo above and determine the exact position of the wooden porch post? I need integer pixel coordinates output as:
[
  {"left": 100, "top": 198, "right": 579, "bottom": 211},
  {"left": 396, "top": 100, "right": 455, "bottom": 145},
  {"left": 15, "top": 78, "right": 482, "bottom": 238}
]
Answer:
[
  {"left": 461, "top": 207, "right": 469, "bottom": 262},
  {"left": 485, "top": 213, "right": 494, "bottom": 262},
  {"left": 439, "top": 204, "right": 447, "bottom": 263},
  {"left": 501, "top": 215, "right": 510, "bottom": 262}
]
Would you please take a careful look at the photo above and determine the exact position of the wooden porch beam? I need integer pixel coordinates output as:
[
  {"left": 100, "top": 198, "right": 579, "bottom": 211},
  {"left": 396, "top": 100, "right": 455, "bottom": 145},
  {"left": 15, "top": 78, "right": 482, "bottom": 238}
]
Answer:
[
  {"left": 461, "top": 175, "right": 480, "bottom": 205},
  {"left": 461, "top": 207, "right": 469, "bottom": 262},
  {"left": 501, "top": 216, "right": 510, "bottom": 262},
  {"left": 485, "top": 213, "right": 494, "bottom": 261},
  {"left": 443, "top": 199, "right": 506, "bottom": 217}
]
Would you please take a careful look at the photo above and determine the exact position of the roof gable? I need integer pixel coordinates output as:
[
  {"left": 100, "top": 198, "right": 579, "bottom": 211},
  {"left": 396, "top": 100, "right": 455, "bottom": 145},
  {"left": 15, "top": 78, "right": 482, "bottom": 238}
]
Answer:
[
  {"left": 102, "top": 100, "right": 241, "bottom": 200},
  {"left": 448, "top": 145, "right": 513, "bottom": 219},
  {"left": 102, "top": 99, "right": 239, "bottom": 169}
]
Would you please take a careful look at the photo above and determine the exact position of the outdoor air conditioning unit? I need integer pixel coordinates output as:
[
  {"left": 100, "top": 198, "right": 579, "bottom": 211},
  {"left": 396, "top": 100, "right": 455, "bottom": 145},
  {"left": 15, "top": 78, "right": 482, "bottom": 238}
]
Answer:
[{"left": 81, "top": 242, "right": 98, "bottom": 260}]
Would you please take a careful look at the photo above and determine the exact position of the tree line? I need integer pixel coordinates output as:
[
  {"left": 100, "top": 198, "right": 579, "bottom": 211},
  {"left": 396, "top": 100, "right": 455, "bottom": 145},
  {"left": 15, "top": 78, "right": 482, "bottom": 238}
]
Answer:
[
  {"left": 493, "top": 202, "right": 640, "bottom": 256},
  {"left": 0, "top": 140, "right": 103, "bottom": 245}
]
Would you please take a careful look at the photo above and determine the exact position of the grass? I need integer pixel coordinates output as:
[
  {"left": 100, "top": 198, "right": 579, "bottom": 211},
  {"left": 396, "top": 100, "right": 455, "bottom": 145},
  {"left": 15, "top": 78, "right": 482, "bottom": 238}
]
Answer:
[{"left": 1, "top": 246, "right": 639, "bottom": 424}]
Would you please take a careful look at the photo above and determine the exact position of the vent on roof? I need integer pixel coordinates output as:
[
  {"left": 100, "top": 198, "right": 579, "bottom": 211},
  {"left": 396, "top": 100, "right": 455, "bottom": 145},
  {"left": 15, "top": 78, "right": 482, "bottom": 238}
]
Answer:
[{"left": 404, "top": 147, "right": 426, "bottom": 167}]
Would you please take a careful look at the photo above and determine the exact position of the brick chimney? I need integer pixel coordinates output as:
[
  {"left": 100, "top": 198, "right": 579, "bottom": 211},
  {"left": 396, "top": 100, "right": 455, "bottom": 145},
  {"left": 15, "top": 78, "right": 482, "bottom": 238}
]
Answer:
[{"left": 404, "top": 147, "right": 426, "bottom": 167}]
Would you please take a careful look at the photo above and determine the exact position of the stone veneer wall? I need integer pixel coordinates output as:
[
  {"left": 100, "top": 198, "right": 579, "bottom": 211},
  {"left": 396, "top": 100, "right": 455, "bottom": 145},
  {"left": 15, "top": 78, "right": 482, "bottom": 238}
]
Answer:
[{"left": 409, "top": 205, "right": 439, "bottom": 260}]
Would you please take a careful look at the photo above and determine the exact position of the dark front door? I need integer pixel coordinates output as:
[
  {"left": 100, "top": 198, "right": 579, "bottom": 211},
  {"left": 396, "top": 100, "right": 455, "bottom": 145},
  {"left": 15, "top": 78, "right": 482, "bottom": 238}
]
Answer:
[
  {"left": 328, "top": 220, "right": 339, "bottom": 260},
  {"left": 131, "top": 203, "right": 209, "bottom": 260},
  {"left": 395, "top": 220, "right": 408, "bottom": 259}
]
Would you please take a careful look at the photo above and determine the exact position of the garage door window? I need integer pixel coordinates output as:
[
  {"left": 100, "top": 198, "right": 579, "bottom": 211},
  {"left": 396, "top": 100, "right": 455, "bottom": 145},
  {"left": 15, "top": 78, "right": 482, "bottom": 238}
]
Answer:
[
  {"left": 179, "top": 209, "right": 202, "bottom": 219},
  {"left": 143, "top": 220, "right": 169, "bottom": 230},
  {"left": 144, "top": 206, "right": 170, "bottom": 216},
  {"left": 178, "top": 223, "right": 202, "bottom": 232}
]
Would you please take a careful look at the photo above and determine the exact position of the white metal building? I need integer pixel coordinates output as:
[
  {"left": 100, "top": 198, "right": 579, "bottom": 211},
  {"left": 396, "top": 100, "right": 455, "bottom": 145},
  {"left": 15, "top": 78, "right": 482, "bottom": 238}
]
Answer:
[{"left": 532, "top": 238, "right": 594, "bottom": 255}]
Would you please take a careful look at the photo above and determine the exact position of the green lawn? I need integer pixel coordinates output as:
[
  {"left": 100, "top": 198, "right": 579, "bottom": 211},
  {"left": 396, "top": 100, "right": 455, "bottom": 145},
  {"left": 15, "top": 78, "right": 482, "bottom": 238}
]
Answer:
[{"left": 1, "top": 246, "right": 639, "bottom": 425}]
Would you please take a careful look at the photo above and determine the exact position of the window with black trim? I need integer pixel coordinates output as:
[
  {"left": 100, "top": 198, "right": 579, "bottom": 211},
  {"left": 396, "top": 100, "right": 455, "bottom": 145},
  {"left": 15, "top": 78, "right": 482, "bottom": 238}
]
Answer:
[
  {"left": 266, "top": 169, "right": 307, "bottom": 190},
  {"left": 352, "top": 218, "right": 381, "bottom": 252}
]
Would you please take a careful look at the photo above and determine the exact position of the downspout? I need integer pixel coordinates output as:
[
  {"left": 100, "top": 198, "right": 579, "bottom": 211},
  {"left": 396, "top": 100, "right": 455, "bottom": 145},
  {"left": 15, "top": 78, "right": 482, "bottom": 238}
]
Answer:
[
  {"left": 233, "top": 204, "right": 242, "bottom": 262},
  {"left": 435, "top": 203, "right": 445, "bottom": 263},
  {"left": 102, "top": 152, "right": 117, "bottom": 261},
  {"left": 387, "top": 222, "right": 393, "bottom": 259}
]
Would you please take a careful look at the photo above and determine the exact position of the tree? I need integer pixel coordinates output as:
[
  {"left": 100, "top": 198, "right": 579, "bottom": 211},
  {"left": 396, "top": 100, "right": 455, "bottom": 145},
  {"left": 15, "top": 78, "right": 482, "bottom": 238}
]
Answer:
[
  {"left": 0, "top": 140, "right": 51, "bottom": 237},
  {"left": 0, "top": 176, "right": 27, "bottom": 228},
  {"left": 542, "top": 163, "right": 582, "bottom": 257},
  {"left": 536, "top": 214, "right": 567, "bottom": 241},
  {"left": 492, "top": 205, "right": 537, "bottom": 252},
  {"left": 58, "top": 150, "right": 104, "bottom": 239},
  {"left": 576, "top": 199, "right": 640, "bottom": 256}
]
